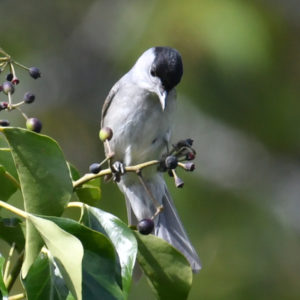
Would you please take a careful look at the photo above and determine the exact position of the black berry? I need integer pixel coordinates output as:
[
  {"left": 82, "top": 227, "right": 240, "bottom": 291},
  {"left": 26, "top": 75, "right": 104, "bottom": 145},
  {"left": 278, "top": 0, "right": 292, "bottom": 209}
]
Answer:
[
  {"left": 6, "top": 73, "right": 13, "bottom": 81},
  {"left": 165, "top": 155, "right": 178, "bottom": 169},
  {"left": 138, "top": 219, "right": 154, "bottom": 235},
  {"left": 2, "top": 81, "right": 14, "bottom": 95},
  {"left": 29, "top": 67, "right": 41, "bottom": 79},
  {"left": 24, "top": 92, "right": 35, "bottom": 104},
  {"left": 89, "top": 163, "right": 102, "bottom": 174},
  {"left": 0, "top": 120, "right": 10, "bottom": 127},
  {"left": 26, "top": 118, "right": 42, "bottom": 133}
]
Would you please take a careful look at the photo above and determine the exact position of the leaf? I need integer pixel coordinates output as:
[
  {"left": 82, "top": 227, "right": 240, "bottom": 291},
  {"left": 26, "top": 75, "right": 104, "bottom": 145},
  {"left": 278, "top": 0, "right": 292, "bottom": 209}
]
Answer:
[
  {"left": 22, "top": 253, "right": 69, "bottom": 300},
  {"left": 134, "top": 232, "right": 193, "bottom": 300},
  {"left": 0, "top": 217, "right": 25, "bottom": 252},
  {"left": 28, "top": 215, "right": 83, "bottom": 300},
  {"left": 0, "top": 134, "right": 18, "bottom": 179},
  {"left": 42, "top": 215, "right": 124, "bottom": 300},
  {"left": 81, "top": 205, "right": 137, "bottom": 299},
  {"left": 0, "top": 254, "right": 8, "bottom": 298},
  {"left": 0, "top": 165, "right": 18, "bottom": 201},
  {"left": 1, "top": 128, "right": 73, "bottom": 277},
  {"left": 69, "top": 163, "right": 101, "bottom": 205}
]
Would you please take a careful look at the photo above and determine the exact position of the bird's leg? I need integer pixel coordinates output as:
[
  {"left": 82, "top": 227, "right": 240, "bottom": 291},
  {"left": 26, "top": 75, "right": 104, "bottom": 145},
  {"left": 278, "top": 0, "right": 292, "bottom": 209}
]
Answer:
[
  {"left": 136, "top": 170, "right": 164, "bottom": 220},
  {"left": 111, "top": 161, "right": 126, "bottom": 182}
]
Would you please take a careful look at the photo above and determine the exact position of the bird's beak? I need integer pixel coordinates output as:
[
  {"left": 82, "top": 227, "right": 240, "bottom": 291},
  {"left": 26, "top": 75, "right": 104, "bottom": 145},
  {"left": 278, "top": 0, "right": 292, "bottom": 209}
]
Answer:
[{"left": 156, "top": 88, "right": 168, "bottom": 111}]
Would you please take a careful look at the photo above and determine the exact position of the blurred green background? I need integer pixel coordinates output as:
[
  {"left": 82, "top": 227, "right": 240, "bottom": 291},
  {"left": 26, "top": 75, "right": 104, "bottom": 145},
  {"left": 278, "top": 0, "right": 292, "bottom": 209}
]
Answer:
[{"left": 1, "top": 0, "right": 300, "bottom": 299}]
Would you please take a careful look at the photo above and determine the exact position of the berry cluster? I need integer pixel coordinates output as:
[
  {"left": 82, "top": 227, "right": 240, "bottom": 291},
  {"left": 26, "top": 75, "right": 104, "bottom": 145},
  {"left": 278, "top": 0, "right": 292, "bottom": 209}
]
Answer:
[
  {"left": 0, "top": 48, "right": 42, "bottom": 132},
  {"left": 159, "top": 138, "right": 196, "bottom": 188},
  {"left": 86, "top": 126, "right": 196, "bottom": 236}
]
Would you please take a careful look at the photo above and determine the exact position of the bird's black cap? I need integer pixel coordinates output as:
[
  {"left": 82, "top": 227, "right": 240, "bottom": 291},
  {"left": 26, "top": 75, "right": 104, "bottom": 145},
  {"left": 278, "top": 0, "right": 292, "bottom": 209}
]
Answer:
[{"left": 151, "top": 47, "right": 183, "bottom": 91}]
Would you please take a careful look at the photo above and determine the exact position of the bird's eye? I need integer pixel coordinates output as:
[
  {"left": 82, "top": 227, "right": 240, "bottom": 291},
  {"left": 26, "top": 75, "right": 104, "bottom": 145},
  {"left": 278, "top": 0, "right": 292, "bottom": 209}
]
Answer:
[{"left": 150, "top": 69, "right": 156, "bottom": 76}]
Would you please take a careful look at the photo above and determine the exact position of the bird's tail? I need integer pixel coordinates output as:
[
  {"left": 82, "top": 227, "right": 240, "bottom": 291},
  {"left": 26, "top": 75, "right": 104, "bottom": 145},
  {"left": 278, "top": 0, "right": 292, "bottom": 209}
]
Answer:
[{"left": 119, "top": 174, "right": 201, "bottom": 273}]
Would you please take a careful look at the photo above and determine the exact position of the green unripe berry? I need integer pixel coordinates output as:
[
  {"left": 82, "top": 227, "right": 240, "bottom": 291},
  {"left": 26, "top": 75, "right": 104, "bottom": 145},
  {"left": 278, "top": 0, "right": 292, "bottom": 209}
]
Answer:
[{"left": 99, "top": 127, "right": 113, "bottom": 142}]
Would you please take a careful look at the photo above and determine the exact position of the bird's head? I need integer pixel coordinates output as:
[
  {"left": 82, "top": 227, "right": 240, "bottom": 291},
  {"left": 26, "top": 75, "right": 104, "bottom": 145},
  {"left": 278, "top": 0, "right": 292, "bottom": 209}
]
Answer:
[{"left": 131, "top": 47, "right": 183, "bottom": 110}]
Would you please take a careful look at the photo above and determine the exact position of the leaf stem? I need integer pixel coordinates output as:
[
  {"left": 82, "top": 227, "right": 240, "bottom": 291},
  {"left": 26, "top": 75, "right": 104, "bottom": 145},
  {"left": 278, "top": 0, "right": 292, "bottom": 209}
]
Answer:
[
  {"left": 8, "top": 293, "right": 25, "bottom": 300},
  {"left": 73, "top": 160, "right": 160, "bottom": 188},
  {"left": 0, "top": 200, "right": 28, "bottom": 219},
  {"left": 3, "top": 242, "right": 15, "bottom": 282},
  {"left": 3, "top": 171, "right": 20, "bottom": 189}
]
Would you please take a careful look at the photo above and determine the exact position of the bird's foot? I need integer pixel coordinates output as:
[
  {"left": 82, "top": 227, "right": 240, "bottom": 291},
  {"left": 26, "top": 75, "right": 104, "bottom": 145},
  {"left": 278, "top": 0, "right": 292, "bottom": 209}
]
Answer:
[{"left": 111, "top": 161, "right": 126, "bottom": 182}]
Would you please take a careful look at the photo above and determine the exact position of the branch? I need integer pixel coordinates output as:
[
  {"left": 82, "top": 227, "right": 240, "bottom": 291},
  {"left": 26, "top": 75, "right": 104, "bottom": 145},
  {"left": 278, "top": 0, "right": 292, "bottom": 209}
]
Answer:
[{"left": 73, "top": 159, "right": 160, "bottom": 188}]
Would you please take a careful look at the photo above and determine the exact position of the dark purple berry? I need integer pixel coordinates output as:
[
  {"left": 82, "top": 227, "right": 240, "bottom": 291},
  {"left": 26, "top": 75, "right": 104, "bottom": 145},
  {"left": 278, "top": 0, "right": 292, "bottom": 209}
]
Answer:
[
  {"left": 89, "top": 163, "right": 102, "bottom": 174},
  {"left": 12, "top": 77, "right": 20, "bottom": 85},
  {"left": 0, "top": 120, "right": 10, "bottom": 126},
  {"left": 6, "top": 73, "right": 13, "bottom": 81},
  {"left": 175, "top": 176, "right": 184, "bottom": 188},
  {"left": 168, "top": 169, "right": 174, "bottom": 177},
  {"left": 0, "top": 102, "right": 8, "bottom": 111},
  {"left": 99, "top": 127, "right": 113, "bottom": 142},
  {"left": 182, "top": 162, "right": 195, "bottom": 171},
  {"left": 186, "top": 152, "right": 195, "bottom": 161},
  {"left": 29, "top": 67, "right": 41, "bottom": 79},
  {"left": 165, "top": 155, "right": 178, "bottom": 169},
  {"left": 24, "top": 92, "right": 35, "bottom": 104},
  {"left": 138, "top": 219, "right": 154, "bottom": 235},
  {"left": 26, "top": 118, "right": 42, "bottom": 133},
  {"left": 2, "top": 81, "right": 14, "bottom": 95}
]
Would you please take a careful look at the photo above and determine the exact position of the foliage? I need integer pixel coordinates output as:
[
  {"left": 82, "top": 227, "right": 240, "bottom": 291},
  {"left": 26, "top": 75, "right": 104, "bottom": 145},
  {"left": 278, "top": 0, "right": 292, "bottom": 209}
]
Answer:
[{"left": 0, "top": 51, "right": 194, "bottom": 299}]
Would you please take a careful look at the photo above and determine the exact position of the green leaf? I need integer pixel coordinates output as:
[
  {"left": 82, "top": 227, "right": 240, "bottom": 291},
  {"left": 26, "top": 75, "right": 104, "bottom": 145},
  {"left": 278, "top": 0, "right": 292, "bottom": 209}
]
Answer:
[
  {"left": 42, "top": 215, "right": 124, "bottom": 300},
  {"left": 1, "top": 128, "right": 73, "bottom": 277},
  {"left": 69, "top": 163, "right": 101, "bottom": 205},
  {"left": 0, "top": 217, "right": 25, "bottom": 252},
  {"left": 0, "top": 134, "right": 18, "bottom": 179},
  {"left": 0, "top": 254, "right": 8, "bottom": 298},
  {"left": 28, "top": 215, "right": 83, "bottom": 300},
  {"left": 81, "top": 205, "right": 137, "bottom": 299},
  {"left": 0, "top": 165, "right": 18, "bottom": 201},
  {"left": 134, "top": 232, "right": 193, "bottom": 300},
  {"left": 22, "top": 253, "right": 69, "bottom": 300},
  {"left": 75, "top": 179, "right": 101, "bottom": 205}
]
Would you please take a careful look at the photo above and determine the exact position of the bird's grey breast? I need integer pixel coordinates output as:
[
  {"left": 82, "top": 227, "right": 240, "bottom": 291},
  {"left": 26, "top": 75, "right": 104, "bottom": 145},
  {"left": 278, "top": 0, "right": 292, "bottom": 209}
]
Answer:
[{"left": 103, "top": 83, "right": 176, "bottom": 165}]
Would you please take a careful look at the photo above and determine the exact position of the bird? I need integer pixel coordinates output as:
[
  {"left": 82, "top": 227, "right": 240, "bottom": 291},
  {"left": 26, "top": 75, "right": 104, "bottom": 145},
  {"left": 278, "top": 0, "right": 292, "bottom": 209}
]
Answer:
[{"left": 101, "top": 46, "right": 201, "bottom": 273}]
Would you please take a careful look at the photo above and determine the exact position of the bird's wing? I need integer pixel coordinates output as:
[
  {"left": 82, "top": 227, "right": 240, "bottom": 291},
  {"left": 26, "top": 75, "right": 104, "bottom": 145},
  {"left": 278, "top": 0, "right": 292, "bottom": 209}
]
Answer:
[{"left": 101, "top": 80, "right": 121, "bottom": 127}]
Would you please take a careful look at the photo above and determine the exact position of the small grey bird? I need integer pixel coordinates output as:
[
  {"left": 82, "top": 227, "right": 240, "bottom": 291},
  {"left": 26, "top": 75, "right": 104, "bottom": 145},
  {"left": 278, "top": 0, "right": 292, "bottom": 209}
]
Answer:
[{"left": 101, "top": 47, "right": 201, "bottom": 272}]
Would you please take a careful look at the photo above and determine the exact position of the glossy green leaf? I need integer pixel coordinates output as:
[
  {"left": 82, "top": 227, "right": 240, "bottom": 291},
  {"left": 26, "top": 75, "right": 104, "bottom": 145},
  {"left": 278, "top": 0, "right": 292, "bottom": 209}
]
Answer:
[
  {"left": 0, "top": 217, "right": 25, "bottom": 252},
  {"left": 0, "top": 254, "right": 8, "bottom": 298},
  {"left": 81, "top": 205, "right": 137, "bottom": 299},
  {"left": 28, "top": 215, "right": 83, "bottom": 300},
  {"left": 134, "top": 232, "right": 193, "bottom": 300},
  {"left": 43, "top": 215, "right": 124, "bottom": 300},
  {"left": 0, "top": 165, "right": 18, "bottom": 201},
  {"left": 22, "top": 253, "right": 69, "bottom": 300},
  {"left": 1, "top": 127, "right": 73, "bottom": 277}
]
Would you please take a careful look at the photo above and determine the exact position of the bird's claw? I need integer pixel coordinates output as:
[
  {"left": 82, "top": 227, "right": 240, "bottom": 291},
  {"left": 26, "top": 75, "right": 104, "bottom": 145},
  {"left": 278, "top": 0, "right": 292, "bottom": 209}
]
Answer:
[{"left": 111, "top": 161, "right": 126, "bottom": 182}]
